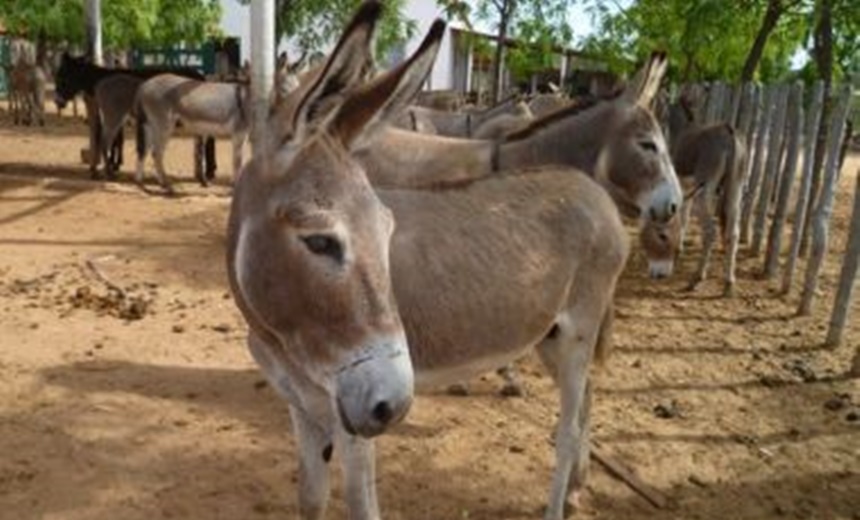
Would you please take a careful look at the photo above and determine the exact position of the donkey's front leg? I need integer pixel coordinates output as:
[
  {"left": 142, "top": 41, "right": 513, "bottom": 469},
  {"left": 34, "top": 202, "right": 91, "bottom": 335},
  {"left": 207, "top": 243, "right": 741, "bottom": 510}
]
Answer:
[
  {"left": 290, "top": 404, "right": 333, "bottom": 520},
  {"left": 337, "top": 427, "right": 381, "bottom": 520}
]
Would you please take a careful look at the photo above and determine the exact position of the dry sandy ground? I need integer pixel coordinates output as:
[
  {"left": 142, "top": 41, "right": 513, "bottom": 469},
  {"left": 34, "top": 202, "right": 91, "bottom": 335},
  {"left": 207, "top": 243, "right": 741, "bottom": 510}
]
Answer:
[{"left": 0, "top": 112, "right": 858, "bottom": 520}]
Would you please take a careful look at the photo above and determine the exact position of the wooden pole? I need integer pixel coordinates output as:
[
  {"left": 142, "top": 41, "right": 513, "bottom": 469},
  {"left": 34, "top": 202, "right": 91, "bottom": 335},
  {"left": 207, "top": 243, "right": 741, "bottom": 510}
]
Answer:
[
  {"left": 84, "top": 0, "right": 102, "bottom": 65},
  {"left": 752, "top": 84, "right": 790, "bottom": 256},
  {"left": 250, "top": 0, "right": 276, "bottom": 156},
  {"left": 782, "top": 81, "right": 826, "bottom": 295},
  {"left": 741, "top": 85, "right": 774, "bottom": 244},
  {"left": 825, "top": 170, "right": 860, "bottom": 346},
  {"left": 763, "top": 82, "right": 804, "bottom": 279},
  {"left": 798, "top": 85, "right": 853, "bottom": 316}
]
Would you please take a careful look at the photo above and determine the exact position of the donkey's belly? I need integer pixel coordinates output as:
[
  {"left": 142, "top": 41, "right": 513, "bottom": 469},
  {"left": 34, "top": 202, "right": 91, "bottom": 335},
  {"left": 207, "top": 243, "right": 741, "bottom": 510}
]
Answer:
[
  {"left": 413, "top": 340, "right": 535, "bottom": 392},
  {"left": 181, "top": 119, "right": 238, "bottom": 138}
]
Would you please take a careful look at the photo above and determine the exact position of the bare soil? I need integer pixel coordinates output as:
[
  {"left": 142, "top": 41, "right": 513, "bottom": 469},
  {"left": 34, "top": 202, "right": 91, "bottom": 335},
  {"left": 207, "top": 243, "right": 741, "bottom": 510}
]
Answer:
[{"left": 1, "top": 111, "right": 858, "bottom": 520}]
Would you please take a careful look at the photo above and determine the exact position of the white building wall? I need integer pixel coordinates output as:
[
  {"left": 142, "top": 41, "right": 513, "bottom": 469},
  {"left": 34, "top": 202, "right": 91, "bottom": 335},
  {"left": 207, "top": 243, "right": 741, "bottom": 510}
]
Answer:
[
  {"left": 218, "top": 0, "right": 455, "bottom": 89},
  {"left": 402, "top": 0, "right": 453, "bottom": 90}
]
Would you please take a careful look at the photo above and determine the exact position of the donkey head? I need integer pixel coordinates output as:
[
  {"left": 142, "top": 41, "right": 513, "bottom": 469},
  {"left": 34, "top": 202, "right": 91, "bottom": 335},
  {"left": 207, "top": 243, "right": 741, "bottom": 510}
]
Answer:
[
  {"left": 596, "top": 52, "right": 681, "bottom": 228},
  {"left": 229, "top": 2, "right": 445, "bottom": 438},
  {"left": 54, "top": 52, "right": 87, "bottom": 109},
  {"left": 639, "top": 212, "right": 683, "bottom": 279}
]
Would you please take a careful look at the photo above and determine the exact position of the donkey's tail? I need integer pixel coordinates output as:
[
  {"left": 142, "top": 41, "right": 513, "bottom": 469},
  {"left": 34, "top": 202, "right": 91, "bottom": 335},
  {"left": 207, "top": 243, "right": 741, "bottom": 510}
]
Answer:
[
  {"left": 593, "top": 301, "right": 615, "bottom": 366},
  {"left": 135, "top": 101, "right": 147, "bottom": 162}
]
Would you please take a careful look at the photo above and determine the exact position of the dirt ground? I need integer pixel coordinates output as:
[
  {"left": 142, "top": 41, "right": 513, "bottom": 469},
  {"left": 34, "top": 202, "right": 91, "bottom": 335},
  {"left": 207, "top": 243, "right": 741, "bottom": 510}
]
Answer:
[{"left": 0, "top": 110, "right": 858, "bottom": 520}]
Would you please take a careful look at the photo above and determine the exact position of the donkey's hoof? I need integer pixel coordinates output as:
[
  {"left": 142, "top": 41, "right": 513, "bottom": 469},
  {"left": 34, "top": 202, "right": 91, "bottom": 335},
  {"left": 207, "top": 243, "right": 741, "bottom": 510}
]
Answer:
[
  {"left": 499, "top": 383, "right": 524, "bottom": 398},
  {"left": 446, "top": 383, "right": 470, "bottom": 396}
]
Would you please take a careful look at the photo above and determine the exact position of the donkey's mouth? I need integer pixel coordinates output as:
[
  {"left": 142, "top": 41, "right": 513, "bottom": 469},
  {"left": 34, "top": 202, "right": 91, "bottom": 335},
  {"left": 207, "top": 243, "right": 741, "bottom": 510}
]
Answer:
[{"left": 337, "top": 398, "right": 358, "bottom": 436}]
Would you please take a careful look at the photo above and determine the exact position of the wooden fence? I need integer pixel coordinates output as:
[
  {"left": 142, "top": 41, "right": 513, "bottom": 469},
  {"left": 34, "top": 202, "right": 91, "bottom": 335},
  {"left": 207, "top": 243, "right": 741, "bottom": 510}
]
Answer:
[{"left": 674, "top": 80, "right": 856, "bottom": 347}]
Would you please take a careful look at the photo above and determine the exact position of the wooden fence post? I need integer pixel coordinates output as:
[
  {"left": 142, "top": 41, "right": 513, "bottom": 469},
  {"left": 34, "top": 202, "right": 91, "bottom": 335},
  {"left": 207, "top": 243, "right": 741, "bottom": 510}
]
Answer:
[
  {"left": 752, "top": 84, "right": 790, "bottom": 256},
  {"left": 782, "top": 81, "right": 826, "bottom": 295},
  {"left": 826, "top": 170, "right": 860, "bottom": 346},
  {"left": 763, "top": 82, "right": 804, "bottom": 279},
  {"left": 741, "top": 85, "right": 774, "bottom": 244},
  {"left": 798, "top": 84, "right": 853, "bottom": 316}
]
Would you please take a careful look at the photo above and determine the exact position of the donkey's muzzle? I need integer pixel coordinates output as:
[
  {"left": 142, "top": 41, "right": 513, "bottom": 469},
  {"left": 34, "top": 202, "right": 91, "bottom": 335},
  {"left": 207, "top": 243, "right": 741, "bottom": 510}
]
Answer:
[
  {"left": 54, "top": 95, "right": 69, "bottom": 111},
  {"left": 335, "top": 339, "right": 414, "bottom": 438}
]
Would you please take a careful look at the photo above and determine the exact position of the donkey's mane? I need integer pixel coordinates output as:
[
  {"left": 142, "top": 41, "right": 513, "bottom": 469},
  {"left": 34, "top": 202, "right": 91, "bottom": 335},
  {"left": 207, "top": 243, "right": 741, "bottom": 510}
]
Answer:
[{"left": 503, "top": 91, "right": 621, "bottom": 143}]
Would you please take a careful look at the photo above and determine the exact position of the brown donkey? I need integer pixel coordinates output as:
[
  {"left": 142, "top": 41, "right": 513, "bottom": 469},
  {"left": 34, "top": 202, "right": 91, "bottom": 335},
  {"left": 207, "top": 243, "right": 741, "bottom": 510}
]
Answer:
[
  {"left": 359, "top": 52, "right": 681, "bottom": 273},
  {"left": 229, "top": 5, "right": 437, "bottom": 518},
  {"left": 668, "top": 98, "right": 747, "bottom": 295},
  {"left": 249, "top": 7, "right": 629, "bottom": 519}
]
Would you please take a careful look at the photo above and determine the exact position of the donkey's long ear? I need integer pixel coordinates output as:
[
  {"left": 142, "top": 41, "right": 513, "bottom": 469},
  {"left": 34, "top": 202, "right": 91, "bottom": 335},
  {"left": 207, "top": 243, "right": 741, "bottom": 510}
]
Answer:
[
  {"left": 331, "top": 19, "right": 446, "bottom": 151},
  {"left": 623, "top": 51, "right": 668, "bottom": 108},
  {"left": 290, "top": 0, "right": 383, "bottom": 140}
]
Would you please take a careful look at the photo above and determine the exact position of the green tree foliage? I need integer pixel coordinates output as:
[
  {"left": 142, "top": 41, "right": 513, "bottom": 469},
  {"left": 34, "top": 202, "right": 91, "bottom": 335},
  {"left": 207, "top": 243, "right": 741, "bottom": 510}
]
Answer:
[
  {"left": 582, "top": 0, "right": 808, "bottom": 81},
  {"left": 236, "top": 0, "right": 415, "bottom": 59},
  {"left": 583, "top": 0, "right": 858, "bottom": 83},
  {"left": 0, "top": 0, "right": 222, "bottom": 48}
]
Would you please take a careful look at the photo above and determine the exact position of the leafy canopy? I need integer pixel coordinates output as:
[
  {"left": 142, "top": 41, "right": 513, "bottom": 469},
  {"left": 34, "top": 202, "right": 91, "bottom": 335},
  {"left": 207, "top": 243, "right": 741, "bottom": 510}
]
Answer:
[
  {"left": 0, "top": 0, "right": 222, "bottom": 48},
  {"left": 236, "top": 0, "right": 416, "bottom": 59}
]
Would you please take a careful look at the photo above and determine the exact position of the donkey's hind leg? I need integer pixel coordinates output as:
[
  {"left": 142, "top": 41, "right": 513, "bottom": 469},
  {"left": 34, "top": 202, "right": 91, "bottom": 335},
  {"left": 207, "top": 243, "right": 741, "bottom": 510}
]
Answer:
[
  {"left": 722, "top": 179, "right": 743, "bottom": 297},
  {"left": 150, "top": 122, "right": 176, "bottom": 193},
  {"left": 686, "top": 185, "right": 718, "bottom": 291},
  {"left": 537, "top": 290, "right": 609, "bottom": 520}
]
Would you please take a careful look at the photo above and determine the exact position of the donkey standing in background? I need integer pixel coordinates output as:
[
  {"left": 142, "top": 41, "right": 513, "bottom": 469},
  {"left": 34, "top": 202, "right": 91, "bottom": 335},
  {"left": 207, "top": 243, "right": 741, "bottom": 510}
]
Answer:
[
  {"left": 5, "top": 39, "right": 42, "bottom": 126},
  {"left": 53, "top": 53, "right": 218, "bottom": 180},
  {"left": 393, "top": 94, "right": 527, "bottom": 137},
  {"left": 244, "top": 6, "right": 629, "bottom": 519},
  {"left": 668, "top": 96, "right": 747, "bottom": 295},
  {"left": 134, "top": 74, "right": 251, "bottom": 193}
]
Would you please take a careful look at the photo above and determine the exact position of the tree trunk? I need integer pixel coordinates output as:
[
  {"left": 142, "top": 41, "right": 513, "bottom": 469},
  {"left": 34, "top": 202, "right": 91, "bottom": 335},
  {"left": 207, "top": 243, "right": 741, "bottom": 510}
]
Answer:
[
  {"left": 740, "top": 0, "right": 783, "bottom": 82},
  {"left": 491, "top": 0, "right": 514, "bottom": 105}
]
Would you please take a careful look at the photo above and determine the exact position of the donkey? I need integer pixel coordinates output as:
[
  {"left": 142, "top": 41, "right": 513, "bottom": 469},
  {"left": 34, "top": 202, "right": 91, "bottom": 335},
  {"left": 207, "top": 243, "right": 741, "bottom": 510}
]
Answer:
[
  {"left": 359, "top": 52, "right": 681, "bottom": 266},
  {"left": 471, "top": 100, "right": 534, "bottom": 140},
  {"left": 528, "top": 91, "right": 569, "bottom": 118},
  {"left": 53, "top": 53, "right": 217, "bottom": 179},
  {"left": 7, "top": 60, "right": 46, "bottom": 126},
  {"left": 393, "top": 94, "right": 527, "bottom": 137},
  {"left": 134, "top": 73, "right": 251, "bottom": 193},
  {"left": 667, "top": 98, "right": 747, "bottom": 295},
  {"left": 244, "top": 7, "right": 629, "bottom": 519}
]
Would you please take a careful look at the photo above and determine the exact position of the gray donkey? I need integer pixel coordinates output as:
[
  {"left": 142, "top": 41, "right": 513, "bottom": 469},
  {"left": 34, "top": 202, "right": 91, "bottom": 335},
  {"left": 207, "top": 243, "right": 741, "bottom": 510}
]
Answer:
[
  {"left": 135, "top": 74, "right": 251, "bottom": 192},
  {"left": 669, "top": 97, "right": 747, "bottom": 295}
]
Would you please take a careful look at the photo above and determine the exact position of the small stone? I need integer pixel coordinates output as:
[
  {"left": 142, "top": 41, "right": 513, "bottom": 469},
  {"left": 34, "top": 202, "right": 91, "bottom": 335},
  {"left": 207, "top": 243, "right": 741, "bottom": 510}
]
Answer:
[
  {"left": 509, "top": 445, "right": 525, "bottom": 454},
  {"left": 653, "top": 400, "right": 682, "bottom": 419},
  {"left": 212, "top": 323, "right": 231, "bottom": 333},
  {"left": 688, "top": 475, "right": 708, "bottom": 487},
  {"left": 846, "top": 411, "right": 859, "bottom": 423},
  {"left": 172, "top": 324, "right": 186, "bottom": 334},
  {"left": 824, "top": 394, "right": 851, "bottom": 411}
]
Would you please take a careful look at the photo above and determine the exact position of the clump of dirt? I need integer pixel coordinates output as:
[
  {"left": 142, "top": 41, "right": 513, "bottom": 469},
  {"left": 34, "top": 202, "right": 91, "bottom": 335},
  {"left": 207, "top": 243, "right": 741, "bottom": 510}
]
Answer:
[
  {"left": 1, "top": 262, "right": 158, "bottom": 321},
  {"left": 68, "top": 285, "right": 151, "bottom": 321}
]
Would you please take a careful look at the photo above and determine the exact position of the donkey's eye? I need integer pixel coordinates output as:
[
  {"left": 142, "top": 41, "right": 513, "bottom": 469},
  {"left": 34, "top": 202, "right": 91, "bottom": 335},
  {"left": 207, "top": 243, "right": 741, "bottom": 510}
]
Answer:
[
  {"left": 301, "top": 234, "right": 344, "bottom": 263},
  {"left": 658, "top": 232, "right": 669, "bottom": 243},
  {"left": 639, "top": 140, "right": 658, "bottom": 153}
]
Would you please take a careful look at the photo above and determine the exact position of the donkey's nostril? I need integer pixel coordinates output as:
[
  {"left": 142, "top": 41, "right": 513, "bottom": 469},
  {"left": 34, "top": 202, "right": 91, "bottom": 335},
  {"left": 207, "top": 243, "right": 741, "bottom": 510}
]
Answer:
[
  {"left": 372, "top": 401, "right": 394, "bottom": 425},
  {"left": 669, "top": 203, "right": 678, "bottom": 216}
]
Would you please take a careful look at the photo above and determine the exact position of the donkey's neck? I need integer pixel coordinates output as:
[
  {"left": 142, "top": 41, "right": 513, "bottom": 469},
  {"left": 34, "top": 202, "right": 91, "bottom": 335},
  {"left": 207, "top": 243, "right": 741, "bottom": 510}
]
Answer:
[
  {"left": 77, "top": 63, "right": 118, "bottom": 95},
  {"left": 361, "top": 128, "right": 495, "bottom": 188},
  {"left": 497, "top": 103, "right": 618, "bottom": 176}
]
